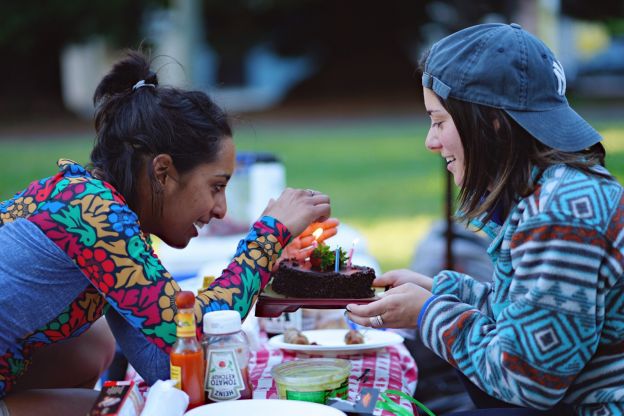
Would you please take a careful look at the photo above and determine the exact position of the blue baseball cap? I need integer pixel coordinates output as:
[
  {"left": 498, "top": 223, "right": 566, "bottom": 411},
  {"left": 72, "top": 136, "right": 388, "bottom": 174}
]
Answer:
[{"left": 422, "top": 23, "right": 602, "bottom": 152}]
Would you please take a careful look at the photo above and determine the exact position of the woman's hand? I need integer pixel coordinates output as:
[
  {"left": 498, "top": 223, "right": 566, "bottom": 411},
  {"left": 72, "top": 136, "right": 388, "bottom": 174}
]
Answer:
[
  {"left": 373, "top": 269, "right": 434, "bottom": 291},
  {"left": 279, "top": 218, "right": 339, "bottom": 263},
  {"left": 261, "top": 188, "right": 331, "bottom": 237},
  {"left": 346, "top": 283, "right": 433, "bottom": 329}
]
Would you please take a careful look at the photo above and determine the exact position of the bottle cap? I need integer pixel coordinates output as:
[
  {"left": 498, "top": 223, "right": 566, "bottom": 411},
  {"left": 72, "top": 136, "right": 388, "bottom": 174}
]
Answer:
[
  {"left": 175, "top": 291, "right": 195, "bottom": 309},
  {"left": 203, "top": 310, "right": 242, "bottom": 335}
]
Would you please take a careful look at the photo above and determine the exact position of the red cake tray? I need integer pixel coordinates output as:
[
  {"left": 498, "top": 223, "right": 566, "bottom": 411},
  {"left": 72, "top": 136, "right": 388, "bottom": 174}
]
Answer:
[{"left": 255, "top": 284, "right": 381, "bottom": 318}]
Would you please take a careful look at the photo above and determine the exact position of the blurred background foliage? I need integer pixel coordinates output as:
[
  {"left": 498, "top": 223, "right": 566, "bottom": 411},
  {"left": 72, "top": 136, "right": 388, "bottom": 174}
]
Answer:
[
  {"left": 2, "top": 0, "right": 622, "bottom": 116},
  {"left": 0, "top": 0, "right": 165, "bottom": 114}
]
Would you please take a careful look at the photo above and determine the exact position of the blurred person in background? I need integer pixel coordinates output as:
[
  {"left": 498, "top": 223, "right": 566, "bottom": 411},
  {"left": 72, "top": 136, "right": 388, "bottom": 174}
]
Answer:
[
  {"left": 348, "top": 23, "right": 624, "bottom": 416},
  {"left": 0, "top": 51, "right": 336, "bottom": 416}
]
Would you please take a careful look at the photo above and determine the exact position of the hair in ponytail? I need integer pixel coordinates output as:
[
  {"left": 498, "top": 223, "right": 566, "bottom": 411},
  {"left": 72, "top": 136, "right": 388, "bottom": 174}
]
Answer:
[{"left": 89, "top": 50, "right": 232, "bottom": 214}]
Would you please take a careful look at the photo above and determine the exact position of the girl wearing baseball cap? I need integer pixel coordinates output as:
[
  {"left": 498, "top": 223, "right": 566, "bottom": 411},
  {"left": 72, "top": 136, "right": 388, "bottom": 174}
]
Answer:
[{"left": 348, "top": 23, "right": 623, "bottom": 416}]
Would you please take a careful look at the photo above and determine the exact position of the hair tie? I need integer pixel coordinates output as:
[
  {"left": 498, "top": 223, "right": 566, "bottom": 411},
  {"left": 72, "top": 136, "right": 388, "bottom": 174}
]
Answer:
[{"left": 132, "top": 80, "right": 156, "bottom": 91}]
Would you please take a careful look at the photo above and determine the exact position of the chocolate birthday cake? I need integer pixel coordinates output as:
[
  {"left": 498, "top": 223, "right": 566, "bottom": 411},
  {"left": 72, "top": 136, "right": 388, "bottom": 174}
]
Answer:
[{"left": 271, "top": 243, "right": 376, "bottom": 298}]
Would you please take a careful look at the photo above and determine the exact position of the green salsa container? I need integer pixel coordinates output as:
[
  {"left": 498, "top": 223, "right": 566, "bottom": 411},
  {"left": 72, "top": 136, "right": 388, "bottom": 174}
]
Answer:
[{"left": 271, "top": 358, "right": 351, "bottom": 404}]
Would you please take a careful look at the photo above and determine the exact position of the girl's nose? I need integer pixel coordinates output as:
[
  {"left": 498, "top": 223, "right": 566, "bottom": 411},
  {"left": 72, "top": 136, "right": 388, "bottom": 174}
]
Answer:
[
  {"left": 212, "top": 195, "right": 227, "bottom": 220},
  {"left": 425, "top": 130, "right": 441, "bottom": 152}
]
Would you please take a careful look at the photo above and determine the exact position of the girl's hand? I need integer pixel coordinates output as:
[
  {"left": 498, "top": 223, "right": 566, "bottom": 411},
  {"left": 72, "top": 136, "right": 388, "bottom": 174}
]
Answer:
[
  {"left": 373, "top": 269, "right": 434, "bottom": 291},
  {"left": 346, "top": 283, "right": 433, "bottom": 329},
  {"left": 261, "top": 188, "right": 331, "bottom": 237},
  {"left": 276, "top": 218, "right": 339, "bottom": 267}
]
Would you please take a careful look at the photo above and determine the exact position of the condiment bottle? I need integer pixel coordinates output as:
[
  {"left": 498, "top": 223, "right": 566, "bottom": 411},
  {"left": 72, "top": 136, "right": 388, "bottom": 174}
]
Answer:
[
  {"left": 170, "top": 291, "right": 205, "bottom": 410},
  {"left": 202, "top": 310, "right": 253, "bottom": 402}
]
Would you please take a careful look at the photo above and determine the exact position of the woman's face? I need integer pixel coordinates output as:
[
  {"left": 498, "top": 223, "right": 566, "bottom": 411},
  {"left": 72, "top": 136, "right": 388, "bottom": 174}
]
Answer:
[
  {"left": 144, "top": 138, "right": 236, "bottom": 248},
  {"left": 423, "top": 87, "right": 465, "bottom": 187}
]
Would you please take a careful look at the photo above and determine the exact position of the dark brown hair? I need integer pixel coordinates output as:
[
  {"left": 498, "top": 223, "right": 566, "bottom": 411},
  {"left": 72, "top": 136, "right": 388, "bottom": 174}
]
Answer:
[
  {"left": 90, "top": 50, "right": 232, "bottom": 214},
  {"left": 443, "top": 98, "right": 607, "bottom": 224}
]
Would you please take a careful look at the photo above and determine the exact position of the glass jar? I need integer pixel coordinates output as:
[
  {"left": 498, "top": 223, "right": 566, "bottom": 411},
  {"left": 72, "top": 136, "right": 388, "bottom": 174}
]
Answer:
[{"left": 202, "top": 310, "right": 253, "bottom": 402}]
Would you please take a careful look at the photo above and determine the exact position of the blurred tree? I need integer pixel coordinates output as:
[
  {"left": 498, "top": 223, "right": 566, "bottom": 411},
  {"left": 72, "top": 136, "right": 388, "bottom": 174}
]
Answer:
[
  {"left": 0, "top": 0, "right": 518, "bottom": 117},
  {"left": 561, "top": 0, "right": 624, "bottom": 36},
  {"left": 202, "top": 0, "right": 513, "bottom": 100},
  {"left": 562, "top": 0, "right": 624, "bottom": 22},
  {"left": 0, "top": 0, "right": 164, "bottom": 116}
]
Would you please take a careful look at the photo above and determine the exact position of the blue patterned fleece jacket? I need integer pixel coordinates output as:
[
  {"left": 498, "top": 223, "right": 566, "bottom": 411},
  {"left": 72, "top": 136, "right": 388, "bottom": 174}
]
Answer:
[{"left": 418, "top": 164, "right": 624, "bottom": 416}]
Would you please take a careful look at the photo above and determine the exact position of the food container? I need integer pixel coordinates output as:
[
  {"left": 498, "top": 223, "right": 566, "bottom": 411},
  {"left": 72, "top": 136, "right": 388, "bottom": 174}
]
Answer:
[{"left": 271, "top": 358, "right": 351, "bottom": 404}]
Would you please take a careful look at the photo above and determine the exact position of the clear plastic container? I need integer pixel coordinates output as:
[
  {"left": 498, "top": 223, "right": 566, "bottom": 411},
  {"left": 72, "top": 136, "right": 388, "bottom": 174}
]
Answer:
[
  {"left": 271, "top": 358, "right": 351, "bottom": 404},
  {"left": 202, "top": 310, "right": 253, "bottom": 402}
]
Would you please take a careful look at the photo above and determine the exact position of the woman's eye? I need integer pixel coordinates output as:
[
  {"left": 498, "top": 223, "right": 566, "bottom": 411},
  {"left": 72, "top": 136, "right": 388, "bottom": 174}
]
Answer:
[
  {"left": 213, "top": 184, "right": 226, "bottom": 193},
  {"left": 432, "top": 121, "right": 443, "bottom": 129}
]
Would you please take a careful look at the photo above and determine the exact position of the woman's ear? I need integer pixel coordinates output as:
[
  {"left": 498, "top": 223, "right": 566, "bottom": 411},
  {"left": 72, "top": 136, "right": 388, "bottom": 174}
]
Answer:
[{"left": 151, "top": 154, "right": 174, "bottom": 187}]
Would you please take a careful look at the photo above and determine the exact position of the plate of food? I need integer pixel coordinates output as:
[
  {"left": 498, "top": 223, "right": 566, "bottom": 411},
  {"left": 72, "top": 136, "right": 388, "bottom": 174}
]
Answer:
[{"left": 268, "top": 328, "right": 404, "bottom": 354}]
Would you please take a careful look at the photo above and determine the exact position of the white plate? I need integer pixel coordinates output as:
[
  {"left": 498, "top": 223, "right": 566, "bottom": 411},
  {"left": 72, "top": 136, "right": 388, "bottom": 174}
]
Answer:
[
  {"left": 184, "top": 399, "right": 346, "bottom": 416},
  {"left": 268, "top": 329, "right": 404, "bottom": 354}
]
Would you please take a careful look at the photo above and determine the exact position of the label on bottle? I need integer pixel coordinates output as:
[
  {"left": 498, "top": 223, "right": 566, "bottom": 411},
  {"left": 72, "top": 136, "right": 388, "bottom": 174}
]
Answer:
[
  {"left": 205, "top": 348, "right": 245, "bottom": 401},
  {"left": 170, "top": 364, "right": 182, "bottom": 389},
  {"left": 176, "top": 311, "right": 196, "bottom": 338}
]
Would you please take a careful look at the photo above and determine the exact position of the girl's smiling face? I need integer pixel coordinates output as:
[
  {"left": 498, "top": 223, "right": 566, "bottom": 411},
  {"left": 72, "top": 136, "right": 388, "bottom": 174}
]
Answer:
[
  {"left": 422, "top": 87, "right": 465, "bottom": 187},
  {"left": 139, "top": 138, "right": 236, "bottom": 249}
]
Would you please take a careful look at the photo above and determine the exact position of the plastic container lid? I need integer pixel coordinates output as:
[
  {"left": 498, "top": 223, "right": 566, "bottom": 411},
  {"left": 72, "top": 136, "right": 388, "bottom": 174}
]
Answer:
[
  {"left": 271, "top": 358, "right": 351, "bottom": 389},
  {"left": 203, "top": 310, "right": 242, "bottom": 334}
]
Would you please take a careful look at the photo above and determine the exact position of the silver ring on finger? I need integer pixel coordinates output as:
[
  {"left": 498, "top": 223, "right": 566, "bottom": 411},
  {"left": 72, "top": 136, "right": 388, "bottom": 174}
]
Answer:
[{"left": 369, "top": 314, "right": 384, "bottom": 328}]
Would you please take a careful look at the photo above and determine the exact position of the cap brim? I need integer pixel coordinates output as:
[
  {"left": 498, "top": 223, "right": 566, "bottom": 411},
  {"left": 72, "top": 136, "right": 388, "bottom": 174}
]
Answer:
[{"left": 506, "top": 105, "right": 602, "bottom": 152}]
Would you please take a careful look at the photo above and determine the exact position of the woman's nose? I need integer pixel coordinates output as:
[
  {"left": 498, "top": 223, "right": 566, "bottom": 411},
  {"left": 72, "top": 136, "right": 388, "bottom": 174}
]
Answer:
[
  {"left": 212, "top": 195, "right": 227, "bottom": 220},
  {"left": 425, "top": 130, "right": 441, "bottom": 152}
]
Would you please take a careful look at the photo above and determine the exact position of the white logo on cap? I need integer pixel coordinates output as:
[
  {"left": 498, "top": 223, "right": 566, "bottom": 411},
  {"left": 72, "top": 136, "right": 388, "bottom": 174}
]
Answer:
[{"left": 553, "top": 60, "right": 566, "bottom": 96}]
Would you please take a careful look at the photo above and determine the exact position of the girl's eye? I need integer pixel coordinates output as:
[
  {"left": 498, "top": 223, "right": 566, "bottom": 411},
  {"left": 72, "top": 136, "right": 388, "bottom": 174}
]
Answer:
[
  {"left": 432, "top": 121, "right": 443, "bottom": 129},
  {"left": 213, "top": 184, "right": 226, "bottom": 193}
]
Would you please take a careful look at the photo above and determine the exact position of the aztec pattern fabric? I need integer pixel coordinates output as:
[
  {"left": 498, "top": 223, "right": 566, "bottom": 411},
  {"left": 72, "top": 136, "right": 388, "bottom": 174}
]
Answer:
[
  {"left": 0, "top": 159, "right": 291, "bottom": 397},
  {"left": 419, "top": 164, "right": 624, "bottom": 416}
]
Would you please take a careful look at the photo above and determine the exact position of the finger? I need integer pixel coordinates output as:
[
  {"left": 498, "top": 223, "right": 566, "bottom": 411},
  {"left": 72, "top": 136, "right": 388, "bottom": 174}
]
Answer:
[
  {"left": 346, "top": 300, "right": 385, "bottom": 317},
  {"left": 300, "top": 218, "right": 339, "bottom": 237},
  {"left": 295, "top": 246, "right": 315, "bottom": 261},
  {"left": 371, "top": 274, "right": 399, "bottom": 288},
  {"left": 311, "top": 203, "right": 331, "bottom": 223},
  {"left": 297, "top": 235, "right": 315, "bottom": 247},
  {"left": 318, "top": 217, "right": 340, "bottom": 229},
  {"left": 346, "top": 312, "right": 373, "bottom": 327},
  {"left": 317, "top": 227, "right": 337, "bottom": 243},
  {"left": 310, "top": 193, "right": 330, "bottom": 206}
]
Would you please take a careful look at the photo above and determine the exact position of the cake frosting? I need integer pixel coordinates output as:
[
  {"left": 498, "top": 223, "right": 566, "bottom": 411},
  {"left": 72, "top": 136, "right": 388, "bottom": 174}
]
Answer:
[{"left": 271, "top": 260, "right": 375, "bottom": 298}]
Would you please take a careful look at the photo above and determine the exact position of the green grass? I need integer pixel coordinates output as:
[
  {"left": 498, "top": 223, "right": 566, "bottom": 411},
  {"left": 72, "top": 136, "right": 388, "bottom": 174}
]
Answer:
[{"left": 1, "top": 119, "right": 623, "bottom": 272}]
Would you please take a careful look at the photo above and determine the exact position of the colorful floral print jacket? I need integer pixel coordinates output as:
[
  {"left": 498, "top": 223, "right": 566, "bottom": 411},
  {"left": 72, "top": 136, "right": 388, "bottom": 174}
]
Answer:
[{"left": 0, "top": 160, "right": 291, "bottom": 397}]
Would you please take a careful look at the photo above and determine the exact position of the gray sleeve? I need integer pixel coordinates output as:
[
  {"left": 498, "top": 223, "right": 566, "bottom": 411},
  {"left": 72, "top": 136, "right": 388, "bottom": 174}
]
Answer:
[{"left": 105, "top": 307, "right": 170, "bottom": 385}]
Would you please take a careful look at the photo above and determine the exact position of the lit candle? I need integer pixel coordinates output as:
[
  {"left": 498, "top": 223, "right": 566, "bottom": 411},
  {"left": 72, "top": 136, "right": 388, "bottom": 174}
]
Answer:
[
  {"left": 346, "top": 238, "right": 359, "bottom": 269},
  {"left": 335, "top": 248, "right": 340, "bottom": 272},
  {"left": 312, "top": 227, "right": 323, "bottom": 249}
]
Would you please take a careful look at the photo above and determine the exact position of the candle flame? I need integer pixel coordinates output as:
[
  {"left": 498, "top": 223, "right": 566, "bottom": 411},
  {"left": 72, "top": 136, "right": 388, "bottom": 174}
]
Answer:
[{"left": 312, "top": 227, "right": 323, "bottom": 240}]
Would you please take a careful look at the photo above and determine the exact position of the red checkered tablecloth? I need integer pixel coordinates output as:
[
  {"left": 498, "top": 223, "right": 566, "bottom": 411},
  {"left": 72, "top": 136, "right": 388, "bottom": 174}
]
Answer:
[
  {"left": 127, "top": 338, "right": 418, "bottom": 415},
  {"left": 250, "top": 341, "right": 418, "bottom": 415}
]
